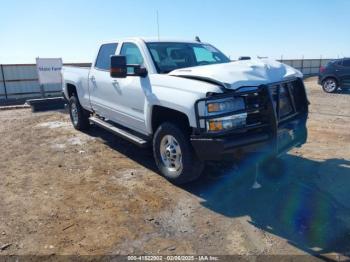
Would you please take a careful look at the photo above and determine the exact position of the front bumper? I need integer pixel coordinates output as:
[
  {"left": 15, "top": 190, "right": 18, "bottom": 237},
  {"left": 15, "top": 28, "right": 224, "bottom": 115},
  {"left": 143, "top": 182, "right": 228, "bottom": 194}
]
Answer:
[
  {"left": 191, "top": 78, "right": 309, "bottom": 161},
  {"left": 191, "top": 117, "right": 307, "bottom": 161}
]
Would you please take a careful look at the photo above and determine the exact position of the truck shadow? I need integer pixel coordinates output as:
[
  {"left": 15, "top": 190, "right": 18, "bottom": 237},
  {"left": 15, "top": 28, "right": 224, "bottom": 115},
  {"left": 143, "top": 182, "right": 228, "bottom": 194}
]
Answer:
[
  {"left": 83, "top": 126, "right": 350, "bottom": 258},
  {"left": 183, "top": 155, "right": 350, "bottom": 258},
  {"left": 82, "top": 125, "right": 157, "bottom": 171}
]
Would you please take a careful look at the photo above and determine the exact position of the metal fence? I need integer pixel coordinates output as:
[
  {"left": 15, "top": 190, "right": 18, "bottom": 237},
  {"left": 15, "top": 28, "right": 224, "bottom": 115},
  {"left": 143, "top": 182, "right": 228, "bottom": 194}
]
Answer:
[
  {"left": 278, "top": 58, "right": 334, "bottom": 76},
  {"left": 0, "top": 59, "right": 334, "bottom": 106},
  {"left": 0, "top": 63, "right": 90, "bottom": 106}
]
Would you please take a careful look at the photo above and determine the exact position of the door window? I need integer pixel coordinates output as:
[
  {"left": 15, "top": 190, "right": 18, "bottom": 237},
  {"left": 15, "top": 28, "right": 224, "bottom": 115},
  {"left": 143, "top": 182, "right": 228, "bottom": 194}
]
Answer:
[
  {"left": 342, "top": 59, "right": 350, "bottom": 67},
  {"left": 95, "top": 43, "right": 118, "bottom": 70},
  {"left": 120, "top": 43, "right": 144, "bottom": 74}
]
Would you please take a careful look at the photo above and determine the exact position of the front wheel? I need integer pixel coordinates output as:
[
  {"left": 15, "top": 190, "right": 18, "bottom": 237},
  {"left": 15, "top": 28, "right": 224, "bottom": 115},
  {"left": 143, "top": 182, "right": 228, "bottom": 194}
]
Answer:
[
  {"left": 322, "top": 78, "right": 338, "bottom": 93},
  {"left": 153, "top": 122, "right": 204, "bottom": 184}
]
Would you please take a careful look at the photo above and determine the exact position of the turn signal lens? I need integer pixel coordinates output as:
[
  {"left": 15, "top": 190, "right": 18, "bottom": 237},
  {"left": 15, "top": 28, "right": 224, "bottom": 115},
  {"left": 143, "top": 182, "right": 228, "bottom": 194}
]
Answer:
[
  {"left": 208, "top": 120, "right": 223, "bottom": 131},
  {"left": 207, "top": 113, "right": 247, "bottom": 132}
]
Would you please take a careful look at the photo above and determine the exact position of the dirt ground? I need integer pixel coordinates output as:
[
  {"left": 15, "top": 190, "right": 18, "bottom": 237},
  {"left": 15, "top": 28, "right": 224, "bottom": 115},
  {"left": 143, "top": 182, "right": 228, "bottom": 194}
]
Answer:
[{"left": 0, "top": 78, "right": 349, "bottom": 260}]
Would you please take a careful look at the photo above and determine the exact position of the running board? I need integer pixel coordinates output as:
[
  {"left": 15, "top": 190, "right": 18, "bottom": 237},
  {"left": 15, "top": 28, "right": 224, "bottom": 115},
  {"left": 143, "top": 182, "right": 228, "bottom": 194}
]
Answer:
[{"left": 89, "top": 116, "right": 149, "bottom": 147}]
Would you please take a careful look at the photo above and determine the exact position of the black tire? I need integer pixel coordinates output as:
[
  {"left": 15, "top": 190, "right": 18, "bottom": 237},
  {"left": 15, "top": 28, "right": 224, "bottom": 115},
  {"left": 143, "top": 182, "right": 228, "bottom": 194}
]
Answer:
[
  {"left": 322, "top": 77, "right": 338, "bottom": 93},
  {"left": 153, "top": 122, "right": 204, "bottom": 184},
  {"left": 68, "top": 95, "right": 90, "bottom": 131}
]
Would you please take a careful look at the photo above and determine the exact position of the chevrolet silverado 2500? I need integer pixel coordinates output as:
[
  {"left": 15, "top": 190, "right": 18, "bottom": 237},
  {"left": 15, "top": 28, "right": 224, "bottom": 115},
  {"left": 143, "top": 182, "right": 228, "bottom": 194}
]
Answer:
[{"left": 62, "top": 38, "right": 309, "bottom": 184}]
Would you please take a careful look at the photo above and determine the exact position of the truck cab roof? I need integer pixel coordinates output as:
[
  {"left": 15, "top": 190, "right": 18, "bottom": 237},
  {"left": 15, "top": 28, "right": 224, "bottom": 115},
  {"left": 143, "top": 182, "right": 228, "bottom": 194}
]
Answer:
[{"left": 100, "top": 37, "right": 206, "bottom": 45}]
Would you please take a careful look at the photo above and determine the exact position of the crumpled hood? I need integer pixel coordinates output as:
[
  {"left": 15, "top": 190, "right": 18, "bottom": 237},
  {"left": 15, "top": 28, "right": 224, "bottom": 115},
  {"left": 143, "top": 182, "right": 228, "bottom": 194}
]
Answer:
[{"left": 169, "top": 59, "right": 303, "bottom": 90}]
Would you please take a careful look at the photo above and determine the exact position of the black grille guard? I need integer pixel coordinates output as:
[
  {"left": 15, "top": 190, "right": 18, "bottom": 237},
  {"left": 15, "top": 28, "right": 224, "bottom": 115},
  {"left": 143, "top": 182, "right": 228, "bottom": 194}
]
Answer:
[{"left": 194, "top": 78, "right": 309, "bottom": 138}]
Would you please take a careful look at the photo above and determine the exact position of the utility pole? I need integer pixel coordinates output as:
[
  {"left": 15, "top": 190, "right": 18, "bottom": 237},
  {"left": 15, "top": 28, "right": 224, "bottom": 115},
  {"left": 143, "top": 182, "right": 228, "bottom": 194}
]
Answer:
[{"left": 301, "top": 55, "right": 304, "bottom": 74}]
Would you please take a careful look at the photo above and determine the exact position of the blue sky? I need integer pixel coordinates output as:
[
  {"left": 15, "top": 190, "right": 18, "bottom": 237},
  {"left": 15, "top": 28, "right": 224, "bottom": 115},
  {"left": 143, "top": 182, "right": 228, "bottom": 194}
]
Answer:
[{"left": 1, "top": 0, "right": 349, "bottom": 63}]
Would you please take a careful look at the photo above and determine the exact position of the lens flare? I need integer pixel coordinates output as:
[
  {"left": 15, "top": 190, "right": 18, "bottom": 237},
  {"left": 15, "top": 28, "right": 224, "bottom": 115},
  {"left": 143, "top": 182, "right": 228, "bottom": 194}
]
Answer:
[{"left": 196, "top": 152, "right": 336, "bottom": 251}]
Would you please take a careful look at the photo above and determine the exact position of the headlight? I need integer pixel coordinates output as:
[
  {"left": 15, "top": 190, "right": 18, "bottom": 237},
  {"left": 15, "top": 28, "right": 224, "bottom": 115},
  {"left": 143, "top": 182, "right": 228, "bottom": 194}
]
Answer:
[
  {"left": 207, "top": 114, "right": 247, "bottom": 132},
  {"left": 207, "top": 97, "right": 245, "bottom": 114},
  {"left": 205, "top": 97, "right": 246, "bottom": 132}
]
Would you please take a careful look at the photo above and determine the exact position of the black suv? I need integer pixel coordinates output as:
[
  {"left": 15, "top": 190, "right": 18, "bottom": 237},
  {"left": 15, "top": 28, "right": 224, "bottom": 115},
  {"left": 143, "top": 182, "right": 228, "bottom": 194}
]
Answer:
[{"left": 318, "top": 58, "right": 350, "bottom": 93}]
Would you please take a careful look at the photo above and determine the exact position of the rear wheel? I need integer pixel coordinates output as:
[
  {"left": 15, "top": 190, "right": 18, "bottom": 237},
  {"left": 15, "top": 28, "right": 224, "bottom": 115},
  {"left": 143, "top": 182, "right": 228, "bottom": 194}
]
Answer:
[
  {"left": 68, "top": 95, "right": 90, "bottom": 130},
  {"left": 322, "top": 78, "right": 338, "bottom": 93},
  {"left": 153, "top": 122, "right": 204, "bottom": 184}
]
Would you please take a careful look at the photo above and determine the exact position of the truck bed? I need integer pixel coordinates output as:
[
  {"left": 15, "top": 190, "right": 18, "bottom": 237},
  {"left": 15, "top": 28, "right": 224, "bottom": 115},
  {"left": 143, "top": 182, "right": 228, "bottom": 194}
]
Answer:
[{"left": 61, "top": 66, "right": 91, "bottom": 109}]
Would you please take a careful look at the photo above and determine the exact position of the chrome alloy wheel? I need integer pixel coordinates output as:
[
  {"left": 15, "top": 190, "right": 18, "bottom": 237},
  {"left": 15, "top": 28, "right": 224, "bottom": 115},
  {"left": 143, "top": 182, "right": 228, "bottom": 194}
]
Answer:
[
  {"left": 70, "top": 102, "right": 79, "bottom": 126},
  {"left": 160, "top": 135, "right": 183, "bottom": 173},
  {"left": 323, "top": 79, "right": 337, "bottom": 92}
]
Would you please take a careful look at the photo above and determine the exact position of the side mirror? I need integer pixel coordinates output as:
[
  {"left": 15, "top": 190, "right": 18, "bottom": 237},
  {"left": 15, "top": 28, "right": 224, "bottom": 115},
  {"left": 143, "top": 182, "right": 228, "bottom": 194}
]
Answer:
[
  {"left": 110, "top": 55, "right": 127, "bottom": 78},
  {"left": 134, "top": 66, "right": 148, "bottom": 78},
  {"left": 110, "top": 55, "right": 148, "bottom": 78}
]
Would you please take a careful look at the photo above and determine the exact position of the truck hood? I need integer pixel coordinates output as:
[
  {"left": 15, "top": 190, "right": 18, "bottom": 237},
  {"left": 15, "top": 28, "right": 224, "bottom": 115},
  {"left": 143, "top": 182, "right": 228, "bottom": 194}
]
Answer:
[{"left": 169, "top": 59, "right": 303, "bottom": 90}]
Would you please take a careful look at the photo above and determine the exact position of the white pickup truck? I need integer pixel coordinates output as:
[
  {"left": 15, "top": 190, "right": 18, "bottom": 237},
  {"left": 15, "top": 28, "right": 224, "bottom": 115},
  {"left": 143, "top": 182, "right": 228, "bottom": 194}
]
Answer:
[{"left": 62, "top": 37, "right": 309, "bottom": 184}]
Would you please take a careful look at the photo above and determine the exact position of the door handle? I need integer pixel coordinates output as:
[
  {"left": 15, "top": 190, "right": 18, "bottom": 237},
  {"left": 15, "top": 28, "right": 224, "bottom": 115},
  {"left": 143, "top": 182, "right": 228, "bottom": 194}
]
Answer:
[{"left": 89, "top": 76, "right": 96, "bottom": 82}]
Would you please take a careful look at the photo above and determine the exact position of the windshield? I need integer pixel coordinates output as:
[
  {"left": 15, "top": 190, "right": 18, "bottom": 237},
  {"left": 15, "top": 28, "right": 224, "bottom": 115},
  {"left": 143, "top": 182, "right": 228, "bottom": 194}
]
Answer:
[{"left": 146, "top": 42, "right": 231, "bottom": 74}]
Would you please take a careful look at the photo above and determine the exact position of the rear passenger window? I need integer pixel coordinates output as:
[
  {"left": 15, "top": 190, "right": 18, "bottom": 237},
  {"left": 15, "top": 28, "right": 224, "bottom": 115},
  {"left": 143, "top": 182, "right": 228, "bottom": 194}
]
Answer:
[
  {"left": 95, "top": 43, "right": 118, "bottom": 70},
  {"left": 343, "top": 59, "right": 350, "bottom": 67}
]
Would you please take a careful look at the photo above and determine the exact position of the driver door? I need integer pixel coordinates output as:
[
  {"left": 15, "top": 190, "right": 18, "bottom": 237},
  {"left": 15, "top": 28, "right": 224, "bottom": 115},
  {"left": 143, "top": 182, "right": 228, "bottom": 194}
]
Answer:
[{"left": 112, "top": 42, "right": 149, "bottom": 134}]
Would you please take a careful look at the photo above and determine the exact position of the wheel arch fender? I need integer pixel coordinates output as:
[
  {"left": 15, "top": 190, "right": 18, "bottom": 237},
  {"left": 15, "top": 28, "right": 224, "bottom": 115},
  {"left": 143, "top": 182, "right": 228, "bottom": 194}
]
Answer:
[
  {"left": 65, "top": 81, "right": 78, "bottom": 98},
  {"left": 146, "top": 103, "right": 195, "bottom": 135}
]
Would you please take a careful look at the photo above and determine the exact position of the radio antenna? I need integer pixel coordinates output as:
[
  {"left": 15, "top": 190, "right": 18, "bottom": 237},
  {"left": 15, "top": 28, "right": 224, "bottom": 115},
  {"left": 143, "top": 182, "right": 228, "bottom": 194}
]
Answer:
[{"left": 156, "top": 11, "right": 160, "bottom": 40}]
